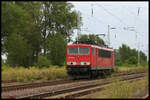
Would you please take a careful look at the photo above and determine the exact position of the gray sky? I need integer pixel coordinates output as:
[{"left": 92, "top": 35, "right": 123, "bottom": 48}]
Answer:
[{"left": 69, "top": 1, "right": 149, "bottom": 59}]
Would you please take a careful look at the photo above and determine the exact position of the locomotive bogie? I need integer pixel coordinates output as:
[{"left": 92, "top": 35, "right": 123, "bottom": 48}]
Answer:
[{"left": 67, "top": 66, "right": 90, "bottom": 77}]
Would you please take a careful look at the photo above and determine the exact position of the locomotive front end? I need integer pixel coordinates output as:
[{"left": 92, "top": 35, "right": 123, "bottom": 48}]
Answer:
[{"left": 66, "top": 44, "right": 91, "bottom": 77}]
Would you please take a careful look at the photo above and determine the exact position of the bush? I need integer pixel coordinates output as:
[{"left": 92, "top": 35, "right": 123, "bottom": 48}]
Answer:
[
  {"left": 121, "top": 56, "right": 137, "bottom": 67},
  {"left": 127, "top": 56, "right": 137, "bottom": 65},
  {"left": 140, "top": 60, "right": 147, "bottom": 67},
  {"left": 2, "top": 60, "right": 10, "bottom": 72},
  {"left": 37, "top": 55, "right": 51, "bottom": 68},
  {"left": 115, "top": 59, "right": 122, "bottom": 66}
]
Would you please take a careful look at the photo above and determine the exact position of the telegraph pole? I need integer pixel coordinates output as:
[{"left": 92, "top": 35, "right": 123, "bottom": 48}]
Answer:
[
  {"left": 137, "top": 7, "right": 141, "bottom": 66},
  {"left": 77, "top": 28, "right": 80, "bottom": 44},
  {"left": 107, "top": 25, "right": 116, "bottom": 47},
  {"left": 138, "top": 41, "right": 140, "bottom": 66}
]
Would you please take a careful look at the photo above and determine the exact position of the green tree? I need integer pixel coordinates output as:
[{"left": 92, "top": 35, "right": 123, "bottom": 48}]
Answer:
[
  {"left": 40, "top": 2, "right": 82, "bottom": 55},
  {"left": 127, "top": 56, "right": 138, "bottom": 65},
  {"left": 15, "top": 2, "right": 43, "bottom": 65},
  {"left": 118, "top": 44, "right": 131, "bottom": 63},
  {"left": 114, "top": 49, "right": 122, "bottom": 66},
  {"left": 2, "top": 2, "right": 43, "bottom": 67},
  {"left": 139, "top": 51, "right": 147, "bottom": 62},
  {"left": 2, "top": 1, "right": 82, "bottom": 67},
  {"left": 116, "top": 44, "right": 147, "bottom": 66},
  {"left": 2, "top": 2, "right": 31, "bottom": 54},
  {"left": 37, "top": 55, "right": 51, "bottom": 68},
  {"left": 47, "top": 32, "right": 67, "bottom": 66},
  {"left": 6, "top": 33, "right": 32, "bottom": 67},
  {"left": 130, "top": 48, "right": 138, "bottom": 57}
]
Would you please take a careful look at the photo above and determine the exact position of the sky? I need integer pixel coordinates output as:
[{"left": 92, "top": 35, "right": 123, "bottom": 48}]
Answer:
[
  {"left": 69, "top": 1, "right": 149, "bottom": 60},
  {"left": 1, "top": 1, "right": 149, "bottom": 61}
]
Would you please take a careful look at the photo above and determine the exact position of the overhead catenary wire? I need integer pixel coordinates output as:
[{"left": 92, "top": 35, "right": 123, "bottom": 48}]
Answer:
[
  {"left": 95, "top": 4, "right": 146, "bottom": 52},
  {"left": 96, "top": 4, "right": 129, "bottom": 27},
  {"left": 123, "top": 6, "right": 145, "bottom": 23},
  {"left": 96, "top": 4, "right": 145, "bottom": 48},
  {"left": 73, "top": 3, "right": 147, "bottom": 53},
  {"left": 91, "top": 4, "right": 115, "bottom": 47},
  {"left": 76, "top": 3, "right": 123, "bottom": 32},
  {"left": 76, "top": 4, "right": 108, "bottom": 27},
  {"left": 78, "top": 9, "right": 108, "bottom": 37}
]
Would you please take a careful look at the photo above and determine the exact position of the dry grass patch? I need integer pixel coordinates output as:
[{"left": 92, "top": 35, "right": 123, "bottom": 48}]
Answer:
[
  {"left": 115, "top": 66, "right": 148, "bottom": 73},
  {"left": 2, "top": 66, "right": 68, "bottom": 82}
]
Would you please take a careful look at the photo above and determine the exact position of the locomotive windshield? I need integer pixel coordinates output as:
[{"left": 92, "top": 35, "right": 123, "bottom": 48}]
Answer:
[
  {"left": 68, "top": 47, "right": 89, "bottom": 55},
  {"left": 68, "top": 47, "right": 78, "bottom": 54}
]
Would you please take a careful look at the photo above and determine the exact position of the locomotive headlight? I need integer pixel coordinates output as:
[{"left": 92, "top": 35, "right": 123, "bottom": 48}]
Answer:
[
  {"left": 80, "top": 62, "right": 90, "bottom": 65},
  {"left": 86, "top": 62, "right": 90, "bottom": 65},
  {"left": 80, "top": 62, "right": 85, "bottom": 65},
  {"left": 67, "top": 62, "right": 71, "bottom": 65},
  {"left": 67, "top": 62, "right": 77, "bottom": 65}
]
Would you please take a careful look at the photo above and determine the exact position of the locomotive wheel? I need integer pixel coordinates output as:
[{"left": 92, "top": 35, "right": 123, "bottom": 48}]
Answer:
[
  {"left": 89, "top": 71, "right": 93, "bottom": 79},
  {"left": 90, "top": 70, "right": 98, "bottom": 79},
  {"left": 101, "top": 71, "right": 107, "bottom": 78},
  {"left": 111, "top": 68, "right": 115, "bottom": 72}
]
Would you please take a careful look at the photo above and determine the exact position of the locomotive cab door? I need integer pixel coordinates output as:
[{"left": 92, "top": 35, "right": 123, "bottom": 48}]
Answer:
[
  {"left": 92, "top": 48, "right": 96, "bottom": 67},
  {"left": 93, "top": 48, "right": 99, "bottom": 77},
  {"left": 92, "top": 48, "right": 98, "bottom": 68}
]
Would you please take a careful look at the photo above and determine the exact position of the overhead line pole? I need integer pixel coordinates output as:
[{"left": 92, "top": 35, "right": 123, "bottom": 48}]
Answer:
[
  {"left": 108, "top": 25, "right": 110, "bottom": 47},
  {"left": 137, "top": 7, "right": 141, "bottom": 66}
]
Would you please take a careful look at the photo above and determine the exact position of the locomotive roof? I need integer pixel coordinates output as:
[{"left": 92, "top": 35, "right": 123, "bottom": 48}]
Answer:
[
  {"left": 67, "top": 44, "right": 114, "bottom": 51},
  {"left": 67, "top": 44, "right": 91, "bottom": 47}
]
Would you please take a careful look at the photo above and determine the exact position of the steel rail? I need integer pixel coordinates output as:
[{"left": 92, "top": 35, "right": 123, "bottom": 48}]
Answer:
[
  {"left": 14, "top": 72, "right": 147, "bottom": 99},
  {"left": 2, "top": 78, "right": 79, "bottom": 92}
]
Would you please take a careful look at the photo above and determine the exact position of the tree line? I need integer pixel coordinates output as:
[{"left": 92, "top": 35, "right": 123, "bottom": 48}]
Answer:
[
  {"left": 114, "top": 44, "right": 147, "bottom": 66},
  {"left": 2, "top": 1, "right": 82, "bottom": 67}
]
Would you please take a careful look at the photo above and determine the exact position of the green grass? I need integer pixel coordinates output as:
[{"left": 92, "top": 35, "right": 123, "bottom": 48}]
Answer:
[
  {"left": 2, "top": 65, "right": 68, "bottom": 82},
  {"left": 87, "top": 74, "right": 148, "bottom": 98}
]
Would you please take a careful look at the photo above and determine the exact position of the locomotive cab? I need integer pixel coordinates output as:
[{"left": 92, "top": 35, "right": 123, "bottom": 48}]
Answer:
[{"left": 66, "top": 44, "right": 92, "bottom": 77}]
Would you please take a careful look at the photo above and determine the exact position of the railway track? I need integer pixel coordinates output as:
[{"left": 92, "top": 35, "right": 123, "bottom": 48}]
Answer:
[
  {"left": 44, "top": 72, "right": 147, "bottom": 99},
  {"left": 2, "top": 72, "right": 147, "bottom": 99},
  {"left": 2, "top": 80, "right": 17, "bottom": 84},
  {"left": 2, "top": 71, "right": 146, "bottom": 92},
  {"left": 2, "top": 78, "right": 81, "bottom": 92},
  {"left": 47, "top": 78, "right": 144, "bottom": 99}
]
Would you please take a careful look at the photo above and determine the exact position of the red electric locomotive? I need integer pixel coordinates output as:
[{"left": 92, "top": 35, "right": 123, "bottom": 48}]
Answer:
[{"left": 66, "top": 44, "right": 114, "bottom": 79}]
